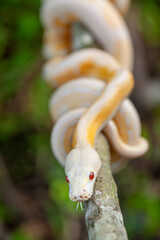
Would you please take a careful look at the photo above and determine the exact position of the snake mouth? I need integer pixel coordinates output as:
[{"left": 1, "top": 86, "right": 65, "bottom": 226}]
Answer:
[
  {"left": 71, "top": 197, "right": 87, "bottom": 202},
  {"left": 71, "top": 193, "right": 92, "bottom": 202}
]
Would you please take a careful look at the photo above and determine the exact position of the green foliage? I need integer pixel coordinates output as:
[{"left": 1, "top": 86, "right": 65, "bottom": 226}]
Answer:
[
  {"left": 116, "top": 167, "right": 160, "bottom": 240},
  {"left": 29, "top": 76, "right": 52, "bottom": 126},
  {"left": 7, "top": 229, "right": 37, "bottom": 240},
  {"left": 134, "top": 0, "right": 160, "bottom": 46},
  {"left": 125, "top": 190, "right": 160, "bottom": 238},
  {"left": 49, "top": 179, "right": 77, "bottom": 212},
  {"left": 0, "top": 199, "right": 15, "bottom": 223},
  {"left": 141, "top": 124, "right": 152, "bottom": 158},
  {"left": 0, "top": 0, "right": 42, "bottom": 103}
]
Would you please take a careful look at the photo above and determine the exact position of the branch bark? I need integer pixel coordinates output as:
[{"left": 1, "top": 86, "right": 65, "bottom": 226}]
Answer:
[{"left": 84, "top": 134, "right": 128, "bottom": 240}]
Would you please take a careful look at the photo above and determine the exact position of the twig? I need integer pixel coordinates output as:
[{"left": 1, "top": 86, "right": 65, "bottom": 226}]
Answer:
[{"left": 84, "top": 134, "right": 128, "bottom": 240}]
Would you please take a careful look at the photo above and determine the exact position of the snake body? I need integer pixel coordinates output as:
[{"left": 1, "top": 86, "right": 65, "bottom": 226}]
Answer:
[{"left": 41, "top": 0, "right": 149, "bottom": 202}]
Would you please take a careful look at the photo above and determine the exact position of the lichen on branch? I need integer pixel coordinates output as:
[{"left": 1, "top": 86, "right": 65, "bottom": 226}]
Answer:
[{"left": 84, "top": 134, "right": 128, "bottom": 240}]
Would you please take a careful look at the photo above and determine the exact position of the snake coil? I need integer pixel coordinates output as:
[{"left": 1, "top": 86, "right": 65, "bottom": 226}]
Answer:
[{"left": 41, "top": 0, "right": 149, "bottom": 202}]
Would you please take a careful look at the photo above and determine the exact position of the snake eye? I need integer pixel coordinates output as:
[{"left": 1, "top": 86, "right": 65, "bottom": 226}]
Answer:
[
  {"left": 89, "top": 172, "right": 95, "bottom": 180},
  {"left": 65, "top": 176, "right": 70, "bottom": 183}
]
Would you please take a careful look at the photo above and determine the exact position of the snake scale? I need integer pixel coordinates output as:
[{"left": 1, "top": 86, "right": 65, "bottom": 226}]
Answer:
[{"left": 41, "top": 0, "right": 149, "bottom": 202}]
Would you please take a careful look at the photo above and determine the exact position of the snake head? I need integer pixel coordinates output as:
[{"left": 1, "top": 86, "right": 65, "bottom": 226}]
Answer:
[{"left": 65, "top": 147, "right": 101, "bottom": 202}]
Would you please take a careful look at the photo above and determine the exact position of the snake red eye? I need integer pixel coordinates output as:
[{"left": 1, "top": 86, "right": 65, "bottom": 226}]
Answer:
[
  {"left": 89, "top": 172, "right": 94, "bottom": 180},
  {"left": 65, "top": 176, "right": 69, "bottom": 183}
]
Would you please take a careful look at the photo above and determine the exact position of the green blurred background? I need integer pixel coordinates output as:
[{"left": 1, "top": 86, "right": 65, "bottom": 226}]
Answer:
[{"left": 0, "top": 0, "right": 160, "bottom": 239}]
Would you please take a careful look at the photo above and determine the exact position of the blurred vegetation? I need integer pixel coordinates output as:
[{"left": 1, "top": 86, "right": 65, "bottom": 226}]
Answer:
[
  {"left": 137, "top": 0, "right": 160, "bottom": 46},
  {"left": 0, "top": 0, "right": 160, "bottom": 239}
]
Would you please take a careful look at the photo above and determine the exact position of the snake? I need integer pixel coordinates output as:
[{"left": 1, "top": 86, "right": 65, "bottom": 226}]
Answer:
[{"left": 41, "top": 0, "right": 149, "bottom": 203}]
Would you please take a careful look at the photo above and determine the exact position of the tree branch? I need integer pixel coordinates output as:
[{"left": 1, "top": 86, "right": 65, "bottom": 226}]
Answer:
[{"left": 84, "top": 134, "right": 128, "bottom": 240}]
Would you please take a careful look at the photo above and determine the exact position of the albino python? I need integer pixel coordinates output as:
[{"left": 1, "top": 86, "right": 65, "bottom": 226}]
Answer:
[{"left": 41, "top": 0, "right": 149, "bottom": 203}]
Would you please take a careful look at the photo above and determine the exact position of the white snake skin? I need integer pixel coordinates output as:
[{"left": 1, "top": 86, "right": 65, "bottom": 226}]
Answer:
[{"left": 41, "top": 0, "right": 149, "bottom": 202}]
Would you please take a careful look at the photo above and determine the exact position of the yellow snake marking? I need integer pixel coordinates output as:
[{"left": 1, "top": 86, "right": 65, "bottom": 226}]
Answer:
[
  {"left": 86, "top": 74, "right": 134, "bottom": 146},
  {"left": 47, "top": 15, "right": 79, "bottom": 53},
  {"left": 102, "top": 8, "right": 122, "bottom": 28},
  {"left": 51, "top": 19, "right": 72, "bottom": 52},
  {"left": 52, "top": 60, "right": 116, "bottom": 85},
  {"left": 64, "top": 124, "right": 76, "bottom": 154}
]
